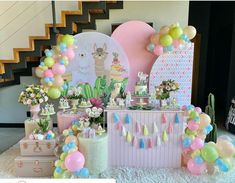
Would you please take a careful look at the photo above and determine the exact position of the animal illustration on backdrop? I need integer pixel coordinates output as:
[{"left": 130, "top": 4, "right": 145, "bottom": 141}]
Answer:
[
  {"left": 66, "top": 49, "right": 96, "bottom": 86},
  {"left": 92, "top": 43, "right": 110, "bottom": 79}
]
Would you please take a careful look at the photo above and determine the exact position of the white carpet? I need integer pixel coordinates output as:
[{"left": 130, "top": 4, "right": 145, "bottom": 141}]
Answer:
[{"left": 1, "top": 143, "right": 235, "bottom": 183}]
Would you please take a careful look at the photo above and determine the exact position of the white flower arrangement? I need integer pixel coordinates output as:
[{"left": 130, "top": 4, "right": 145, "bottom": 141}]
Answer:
[
  {"left": 86, "top": 107, "right": 103, "bottom": 118},
  {"left": 18, "top": 84, "right": 48, "bottom": 106},
  {"left": 67, "top": 86, "right": 83, "bottom": 100},
  {"left": 156, "top": 80, "right": 179, "bottom": 100}
]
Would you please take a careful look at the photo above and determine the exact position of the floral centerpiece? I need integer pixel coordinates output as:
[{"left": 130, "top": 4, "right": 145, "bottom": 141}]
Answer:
[
  {"left": 67, "top": 86, "right": 84, "bottom": 110},
  {"left": 18, "top": 84, "right": 48, "bottom": 119},
  {"left": 86, "top": 107, "right": 103, "bottom": 128},
  {"left": 155, "top": 80, "right": 179, "bottom": 107}
]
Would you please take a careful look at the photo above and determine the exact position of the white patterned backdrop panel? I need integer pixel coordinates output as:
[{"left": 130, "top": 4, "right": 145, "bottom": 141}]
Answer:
[{"left": 149, "top": 43, "right": 194, "bottom": 106}]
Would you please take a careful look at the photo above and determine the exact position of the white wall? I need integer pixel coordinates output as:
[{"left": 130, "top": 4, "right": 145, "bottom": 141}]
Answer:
[{"left": 0, "top": 1, "right": 189, "bottom": 124}]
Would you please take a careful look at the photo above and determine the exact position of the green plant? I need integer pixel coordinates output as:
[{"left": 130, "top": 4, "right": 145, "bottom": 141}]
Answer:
[
  {"left": 37, "top": 118, "right": 49, "bottom": 133},
  {"left": 205, "top": 93, "right": 217, "bottom": 143}
]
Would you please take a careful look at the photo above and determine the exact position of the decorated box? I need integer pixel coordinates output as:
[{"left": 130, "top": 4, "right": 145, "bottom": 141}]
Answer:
[
  {"left": 106, "top": 109, "right": 185, "bottom": 168},
  {"left": 15, "top": 156, "right": 57, "bottom": 177},
  {"left": 20, "top": 138, "right": 56, "bottom": 156},
  {"left": 57, "top": 110, "right": 85, "bottom": 133},
  {"left": 24, "top": 118, "right": 53, "bottom": 137}
]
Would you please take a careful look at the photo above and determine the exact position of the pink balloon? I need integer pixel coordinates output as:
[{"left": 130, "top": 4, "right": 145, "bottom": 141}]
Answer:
[
  {"left": 153, "top": 45, "right": 163, "bottom": 56},
  {"left": 172, "top": 40, "right": 180, "bottom": 48},
  {"left": 64, "top": 151, "right": 85, "bottom": 172},
  {"left": 53, "top": 75, "right": 64, "bottom": 87},
  {"left": 195, "top": 107, "right": 202, "bottom": 114},
  {"left": 52, "top": 63, "right": 66, "bottom": 75},
  {"left": 187, "top": 159, "right": 206, "bottom": 175},
  {"left": 187, "top": 120, "right": 199, "bottom": 131},
  {"left": 43, "top": 69, "right": 54, "bottom": 78},
  {"left": 190, "top": 137, "right": 204, "bottom": 150},
  {"left": 66, "top": 48, "right": 75, "bottom": 60}
]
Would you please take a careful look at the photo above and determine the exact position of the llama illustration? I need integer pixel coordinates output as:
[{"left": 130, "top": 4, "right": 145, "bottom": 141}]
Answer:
[{"left": 92, "top": 43, "right": 108, "bottom": 77}]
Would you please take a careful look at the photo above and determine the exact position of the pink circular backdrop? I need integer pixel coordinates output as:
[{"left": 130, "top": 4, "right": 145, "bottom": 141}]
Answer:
[{"left": 111, "top": 21, "right": 156, "bottom": 91}]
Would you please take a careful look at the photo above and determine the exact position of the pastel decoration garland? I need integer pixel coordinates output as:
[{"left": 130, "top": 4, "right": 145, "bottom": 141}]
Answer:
[
  {"left": 153, "top": 122, "right": 159, "bottom": 134},
  {"left": 133, "top": 136, "right": 138, "bottom": 147},
  {"left": 140, "top": 138, "right": 145, "bottom": 149},
  {"left": 167, "top": 123, "right": 174, "bottom": 134},
  {"left": 122, "top": 126, "right": 127, "bottom": 137},
  {"left": 148, "top": 138, "right": 154, "bottom": 148},
  {"left": 162, "top": 130, "right": 168, "bottom": 142},
  {"left": 162, "top": 113, "right": 167, "bottom": 123},
  {"left": 116, "top": 122, "right": 122, "bottom": 130},
  {"left": 125, "top": 114, "right": 132, "bottom": 124},
  {"left": 143, "top": 125, "right": 149, "bottom": 136},
  {"left": 126, "top": 131, "right": 132, "bottom": 143},
  {"left": 113, "top": 113, "right": 120, "bottom": 123},
  {"left": 136, "top": 123, "right": 141, "bottom": 133},
  {"left": 157, "top": 135, "right": 161, "bottom": 146},
  {"left": 175, "top": 113, "right": 180, "bottom": 124}
]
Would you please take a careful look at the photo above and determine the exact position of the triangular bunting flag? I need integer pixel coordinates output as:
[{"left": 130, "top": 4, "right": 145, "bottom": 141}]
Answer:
[
  {"left": 122, "top": 126, "right": 126, "bottom": 137},
  {"left": 136, "top": 123, "right": 141, "bottom": 133},
  {"left": 144, "top": 125, "right": 149, "bottom": 136},
  {"left": 153, "top": 122, "right": 158, "bottom": 134},
  {"left": 126, "top": 131, "right": 132, "bottom": 143},
  {"left": 167, "top": 123, "right": 173, "bottom": 134},
  {"left": 113, "top": 113, "right": 120, "bottom": 123},
  {"left": 175, "top": 113, "right": 180, "bottom": 124},
  {"left": 156, "top": 135, "right": 161, "bottom": 146},
  {"left": 132, "top": 136, "right": 137, "bottom": 147},
  {"left": 140, "top": 138, "right": 145, "bottom": 149},
  {"left": 162, "top": 130, "right": 168, "bottom": 142},
  {"left": 162, "top": 113, "right": 167, "bottom": 123},
  {"left": 116, "top": 122, "right": 122, "bottom": 130},
  {"left": 125, "top": 114, "right": 132, "bottom": 124},
  {"left": 148, "top": 138, "right": 154, "bottom": 148}
]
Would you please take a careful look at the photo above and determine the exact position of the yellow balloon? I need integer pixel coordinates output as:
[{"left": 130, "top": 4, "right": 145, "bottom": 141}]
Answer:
[
  {"left": 35, "top": 67, "right": 44, "bottom": 78},
  {"left": 159, "top": 26, "right": 170, "bottom": 34},
  {"left": 159, "top": 34, "right": 173, "bottom": 47},
  {"left": 199, "top": 113, "right": 211, "bottom": 129},
  {"left": 183, "top": 26, "right": 197, "bottom": 40},
  {"left": 216, "top": 139, "right": 235, "bottom": 158}
]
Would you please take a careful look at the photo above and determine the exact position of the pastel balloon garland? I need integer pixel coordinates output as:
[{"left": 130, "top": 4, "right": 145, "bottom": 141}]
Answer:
[
  {"left": 146, "top": 23, "right": 197, "bottom": 56},
  {"left": 53, "top": 128, "right": 89, "bottom": 178},
  {"left": 182, "top": 105, "right": 235, "bottom": 175},
  {"left": 35, "top": 34, "right": 75, "bottom": 99}
]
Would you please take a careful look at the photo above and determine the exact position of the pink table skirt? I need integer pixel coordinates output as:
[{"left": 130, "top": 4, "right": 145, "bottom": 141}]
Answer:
[{"left": 57, "top": 110, "right": 85, "bottom": 133}]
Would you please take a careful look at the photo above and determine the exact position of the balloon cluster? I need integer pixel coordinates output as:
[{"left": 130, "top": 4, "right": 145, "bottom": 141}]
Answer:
[
  {"left": 182, "top": 105, "right": 235, "bottom": 175},
  {"left": 146, "top": 23, "right": 197, "bottom": 56},
  {"left": 35, "top": 34, "right": 75, "bottom": 99},
  {"left": 53, "top": 129, "right": 89, "bottom": 178}
]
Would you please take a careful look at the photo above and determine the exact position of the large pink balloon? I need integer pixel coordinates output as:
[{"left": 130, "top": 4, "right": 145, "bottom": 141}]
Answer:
[
  {"left": 66, "top": 48, "right": 75, "bottom": 60},
  {"left": 44, "top": 69, "right": 54, "bottom": 78},
  {"left": 187, "top": 120, "right": 199, "bottom": 131},
  {"left": 65, "top": 151, "right": 85, "bottom": 172},
  {"left": 52, "top": 63, "right": 66, "bottom": 75},
  {"left": 187, "top": 159, "right": 206, "bottom": 175}
]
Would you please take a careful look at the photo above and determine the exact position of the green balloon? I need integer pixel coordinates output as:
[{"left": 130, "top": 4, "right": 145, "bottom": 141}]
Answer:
[
  {"left": 60, "top": 152, "right": 68, "bottom": 161},
  {"left": 190, "top": 111, "right": 199, "bottom": 119},
  {"left": 54, "top": 170, "right": 63, "bottom": 178},
  {"left": 169, "top": 26, "right": 183, "bottom": 39},
  {"left": 61, "top": 170, "right": 71, "bottom": 178},
  {"left": 159, "top": 34, "right": 173, "bottom": 46},
  {"left": 185, "top": 128, "right": 197, "bottom": 136},
  {"left": 201, "top": 144, "right": 219, "bottom": 163},
  {"left": 44, "top": 57, "right": 55, "bottom": 68},
  {"left": 48, "top": 87, "right": 61, "bottom": 99},
  {"left": 62, "top": 34, "right": 74, "bottom": 46}
]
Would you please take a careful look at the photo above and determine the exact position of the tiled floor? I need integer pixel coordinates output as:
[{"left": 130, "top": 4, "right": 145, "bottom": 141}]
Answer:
[{"left": 0, "top": 128, "right": 24, "bottom": 154}]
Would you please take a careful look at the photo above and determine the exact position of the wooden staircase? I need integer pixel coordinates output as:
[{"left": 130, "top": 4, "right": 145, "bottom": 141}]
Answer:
[{"left": 0, "top": 1, "right": 123, "bottom": 87}]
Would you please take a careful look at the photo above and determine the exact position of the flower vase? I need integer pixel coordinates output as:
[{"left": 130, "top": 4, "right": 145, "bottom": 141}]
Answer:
[
  {"left": 159, "top": 99, "right": 167, "bottom": 108},
  {"left": 29, "top": 104, "right": 40, "bottom": 120},
  {"left": 70, "top": 99, "right": 79, "bottom": 110}
]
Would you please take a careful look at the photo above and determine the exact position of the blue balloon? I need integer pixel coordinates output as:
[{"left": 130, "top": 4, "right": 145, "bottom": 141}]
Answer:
[
  {"left": 147, "top": 43, "right": 155, "bottom": 52},
  {"left": 40, "top": 62, "right": 45, "bottom": 66},
  {"left": 166, "top": 45, "right": 173, "bottom": 52},
  {"left": 67, "top": 142, "right": 76, "bottom": 149},
  {"left": 207, "top": 124, "right": 213, "bottom": 132},
  {"left": 216, "top": 159, "right": 229, "bottom": 172},
  {"left": 62, "top": 144, "right": 69, "bottom": 152},
  {"left": 55, "top": 166, "right": 63, "bottom": 173},
  {"left": 45, "top": 49, "right": 53, "bottom": 57},
  {"left": 79, "top": 168, "right": 89, "bottom": 178},
  {"left": 60, "top": 43, "right": 67, "bottom": 50},
  {"left": 194, "top": 156, "right": 204, "bottom": 164},
  {"left": 187, "top": 105, "right": 194, "bottom": 110},
  {"left": 180, "top": 34, "right": 190, "bottom": 42},
  {"left": 194, "top": 116, "right": 200, "bottom": 122},
  {"left": 60, "top": 60, "right": 65, "bottom": 65},
  {"left": 49, "top": 77, "right": 55, "bottom": 82},
  {"left": 182, "top": 138, "right": 192, "bottom": 148},
  {"left": 73, "top": 170, "right": 81, "bottom": 177},
  {"left": 44, "top": 77, "right": 50, "bottom": 83}
]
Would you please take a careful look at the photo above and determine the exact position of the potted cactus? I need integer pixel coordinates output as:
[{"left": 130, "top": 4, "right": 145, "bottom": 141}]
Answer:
[{"left": 205, "top": 93, "right": 217, "bottom": 143}]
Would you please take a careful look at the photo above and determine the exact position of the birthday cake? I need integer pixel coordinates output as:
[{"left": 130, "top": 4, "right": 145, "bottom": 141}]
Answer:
[{"left": 134, "top": 72, "right": 148, "bottom": 96}]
